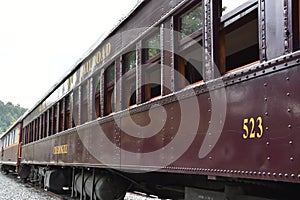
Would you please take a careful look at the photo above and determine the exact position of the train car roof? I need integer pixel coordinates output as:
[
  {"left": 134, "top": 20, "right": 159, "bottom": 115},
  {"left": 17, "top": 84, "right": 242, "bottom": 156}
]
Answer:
[{"left": 22, "top": 0, "right": 146, "bottom": 119}]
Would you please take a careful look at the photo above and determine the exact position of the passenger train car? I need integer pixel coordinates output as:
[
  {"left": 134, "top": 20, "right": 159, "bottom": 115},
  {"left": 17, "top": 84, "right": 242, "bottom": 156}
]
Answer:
[
  {"left": 0, "top": 119, "right": 22, "bottom": 174},
  {"left": 2, "top": 0, "right": 300, "bottom": 199}
]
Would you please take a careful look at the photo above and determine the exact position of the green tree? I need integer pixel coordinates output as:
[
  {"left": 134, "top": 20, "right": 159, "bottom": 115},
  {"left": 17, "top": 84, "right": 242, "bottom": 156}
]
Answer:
[{"left": 0, "top": 100, "right": 27, "bottom": 134}]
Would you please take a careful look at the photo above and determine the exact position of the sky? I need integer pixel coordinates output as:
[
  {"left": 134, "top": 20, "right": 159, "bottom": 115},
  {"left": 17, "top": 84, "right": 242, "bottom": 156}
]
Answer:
[
  {"left": 0, "top": 0, "right": 139, "bottom": 109},
  {"left": 0, "top": 0, "right": 246, "bottom": 109}
]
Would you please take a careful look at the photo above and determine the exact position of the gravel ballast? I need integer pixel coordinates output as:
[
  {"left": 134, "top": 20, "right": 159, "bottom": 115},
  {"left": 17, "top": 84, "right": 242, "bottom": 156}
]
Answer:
[{"left": 0, "top": 173, "right": 59, "bottom": 200}]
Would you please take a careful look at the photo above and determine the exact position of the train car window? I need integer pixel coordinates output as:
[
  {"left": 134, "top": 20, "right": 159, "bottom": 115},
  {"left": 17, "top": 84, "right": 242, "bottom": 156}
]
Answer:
[
  {"left": 220, "top": 1, "right": 259, "bottom": 73},
  {"left": 25, "top": 127, "right": 28, "bottom": 144},
  {"left": 44, "top": 112, "right": 47, "bottom": 137},
  {"left": 29, "top": 123, "right": 32, "bottom": 143},
  {"left": 65, "top": 95, "right": 71, "bottom": 130},
  {"left": 36, "top": 118, "right": 40, "bottom": 141},
  {"left": 53, "top": 104, "right": 57, "bottom": 135},
  {"left": 142, "top": 32, "right": 161, "bottom": 102},
  {"left": 291, "top": 0, "right": 300, "bottom": 51},
  {"left": 10, "top": 131, "right": 13, "bottom": 145},
  {"left": 15, "top": 128, "right": 19, "bottom": 143},
  {"left": 73, "top": 89, "right": 79, "bottom": 126},
  {"left": 32, "top": 120, "right": 36, "bottom": 142},
  {"left": 81, "top": 82, "right": 89, "bottom": 124},
  {"left": 123, "top": 51, "right": 137, "bottom": 108},
  {"left": 104, "top": 63, "right": 115, "bottom": 115},
  {"left": 26, "top": 126, "right": 30, "bottom": 144},
  {"left": 179, "top": 3, "right": 203, "bottom": 39},
  {"left": 175, "top": 1, "right": 204, "bottom": 90},
  {"left": 298, "top": 0, "right": 300, "bottom": 50},
  {"left": 145, "top": 35, "right": 160, "bottom": 61},
  {"left": 33, "top": 119, "right": 36, "bottom": 141},
  {"left": 48, "top": 108, "right": 53, "bottom": 136},
  {"left": 22, "top": 127, "right": 26, "bottom": 144},
  {"left": 40, "top": 114, "right": 44, "bottom": 139},
  {"left": 93, "top": 74, "right": 101, "bottom": 119},
  {"left": 59, "top": 100, "right": 64, "bottom": 132}
]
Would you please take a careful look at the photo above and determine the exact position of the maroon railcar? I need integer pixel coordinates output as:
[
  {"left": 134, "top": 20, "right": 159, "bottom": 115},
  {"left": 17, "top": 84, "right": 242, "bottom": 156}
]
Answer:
[
  {"left": 0, "top": 119, "right": 22, "bottom": 173},
  {"left": 18, "top": 0, "right": 300, "bottom": 199}
]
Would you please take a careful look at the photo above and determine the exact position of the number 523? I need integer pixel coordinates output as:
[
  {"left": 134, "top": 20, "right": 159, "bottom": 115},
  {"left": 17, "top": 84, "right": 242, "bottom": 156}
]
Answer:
[{"left": 243, "top": 117, "right": 264, "bottom": 139}]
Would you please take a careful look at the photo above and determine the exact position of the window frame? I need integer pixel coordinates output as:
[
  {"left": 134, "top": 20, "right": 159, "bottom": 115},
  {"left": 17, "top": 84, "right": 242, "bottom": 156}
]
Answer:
[
  {"left": 177, "top": 1, "right": 203, "bottom": 47},
  {"left": 141, "top": 31, "right": 162, "bottom": 102},
  {"left": 174, "top": 1, "right": 204, "bottom": 90}
]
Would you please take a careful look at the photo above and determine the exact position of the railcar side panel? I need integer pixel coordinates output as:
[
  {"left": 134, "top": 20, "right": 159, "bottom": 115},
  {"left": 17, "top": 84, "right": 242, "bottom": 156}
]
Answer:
[{"left": 1, "top": 145, "right": 18, "bottom": 165}]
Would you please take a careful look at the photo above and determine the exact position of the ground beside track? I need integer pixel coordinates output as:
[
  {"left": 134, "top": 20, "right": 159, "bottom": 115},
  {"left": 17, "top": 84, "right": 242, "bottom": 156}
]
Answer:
[{"left": 0, "top": 172, "right": 59, "bottom": 200}]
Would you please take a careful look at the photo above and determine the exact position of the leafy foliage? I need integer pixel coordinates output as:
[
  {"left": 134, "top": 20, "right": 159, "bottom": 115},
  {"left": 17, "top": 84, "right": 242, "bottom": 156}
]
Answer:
[{"left": 0, "top": 100, "right": 27, "bottom": 134}]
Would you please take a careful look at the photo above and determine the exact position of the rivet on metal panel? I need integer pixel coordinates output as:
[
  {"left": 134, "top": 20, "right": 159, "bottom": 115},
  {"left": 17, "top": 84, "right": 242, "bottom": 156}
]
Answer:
[
  {"left": 286, "top": 77, "right": 290, "bottom": 81},
  {"left": 288, "top": 124, "right": 292, "bottom": 128},
  {"left": 249, "top": 171, "right": 253, "bottom": 175},
  {"left": 289, "top": 141, "right": 293, "bottom": 145},
  {"left": 279, "top": 173, "right": 283, "bottom": 177},
  {"left": 209, "top": 157, "right": 212, "bottom": 160},
  {"left": 267, "top": 157, "right": 271, "bottom": 160},
  {"left": 273, "top": 173, "right": 277, "bottom": 176},
  {"left": 284, "top": 174, "right": 288, "bottom": 177},
  {"left": 288, "top": 108, "right": 291, "bottom": 113},
  {"left": 290, "top": 157, "right": 294, "bottom": 161},
  {"left": 268, "top": 172, "right": 271, "bottom": 176},
  {"left": 287, "top": 92, "right": 290, "bottom": 96},
  {"left": 264, "top": 83, "right": 267, "bottom": 87},
  {"left": 262, "top": 172, "right": 266, "bottom": 176},
  {"left": 291, "top": 174, "right": 295, "bottom": 178},
  {"left": 265, "top": 112, "right": 268, "bottom": 116},
  {"left": 298, "top": 174, "right": 300, "bottom": 178},
  {"left": 266, "top": 127, "right": 269, "bottom": 131},
  {"left": 264, "top": 98, "right": 268, "bottom": 102}
]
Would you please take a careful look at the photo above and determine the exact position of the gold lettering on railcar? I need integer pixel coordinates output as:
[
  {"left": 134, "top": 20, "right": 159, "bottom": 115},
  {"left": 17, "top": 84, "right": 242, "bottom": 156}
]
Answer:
[
  {"left": 53, "top": 144, "right": 68, "bottom": 155},
  {"left": 82, "top": 42, "right": 111, "bottom": 77},
  {"left": 92, "top": 42, "right": 111, "bottom": 66}
]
